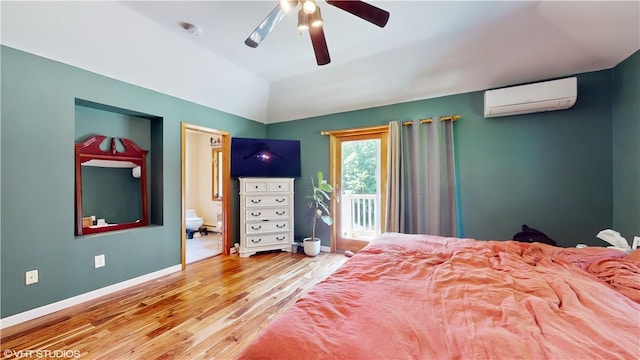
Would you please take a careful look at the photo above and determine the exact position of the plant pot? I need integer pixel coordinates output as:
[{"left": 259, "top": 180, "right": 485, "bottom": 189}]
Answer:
[{"left": 303, "top": 237, "right": 321, "bottom": 257}]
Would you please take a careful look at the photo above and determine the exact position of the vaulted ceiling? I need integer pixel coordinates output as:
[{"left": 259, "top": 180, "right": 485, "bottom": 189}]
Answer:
[{"left": 2, "top": 1, "right": 638, "bottom": 123}]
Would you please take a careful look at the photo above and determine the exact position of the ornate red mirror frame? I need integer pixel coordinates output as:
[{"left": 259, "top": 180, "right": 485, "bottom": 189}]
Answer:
[{"left": 75, "top": 135, "right": 149, "bottom": 235}]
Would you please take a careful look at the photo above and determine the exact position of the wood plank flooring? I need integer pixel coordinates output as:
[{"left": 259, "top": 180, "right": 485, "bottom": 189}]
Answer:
[{"left": 1, "top": 251, "right": 348, "bottom": 359}]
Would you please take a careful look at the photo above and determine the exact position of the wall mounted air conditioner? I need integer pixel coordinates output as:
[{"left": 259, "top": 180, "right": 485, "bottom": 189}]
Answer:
[{"left": 484, "top": 77, "right": 577, "bottom": 118}]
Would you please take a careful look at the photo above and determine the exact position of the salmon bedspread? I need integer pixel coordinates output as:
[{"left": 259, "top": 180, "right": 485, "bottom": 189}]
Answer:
[{"left": 238, "top": 233, "right": 640, "bottom": 359}]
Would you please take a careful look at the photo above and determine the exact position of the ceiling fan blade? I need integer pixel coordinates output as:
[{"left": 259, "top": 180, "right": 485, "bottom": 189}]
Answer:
[
  {"left": 309, "top": 26, "right": 331, "bottom": 66},
  {"left": 244, "top": 4, "right": 286, "bottom": 48},
  {"left": 326, "top": 1, "right": 389, "bottom": 28}
]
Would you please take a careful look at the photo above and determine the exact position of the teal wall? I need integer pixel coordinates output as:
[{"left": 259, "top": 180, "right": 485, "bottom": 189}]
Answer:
[
  {"left": 1, "top": 44, "right": 636, "bottom": 319},
  {"left": 0, "top": 46, "right": 265, "bottom": 318},
  {"left": 268, "top": 71, "right": 616, "bottom": 248},
  {"left": 612, "top": 50, "right": 640, "bottom": 240}
]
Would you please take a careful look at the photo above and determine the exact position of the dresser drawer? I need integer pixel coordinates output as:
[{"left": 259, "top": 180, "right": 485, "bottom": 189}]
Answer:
[
  {"left": 244, "top": 181, "right": 268, "bottom": 192},
  {"left": 245, "top": 233, "right": 290, "bottom": 248},
  {"left": 245, "top": 208, "right": 290, "bottom": 220},
  {"left": 245, "top": 195, "right": 289, "bottom": 207},
  {"left": 243, "top": 179, "right": 291, "bottom": 193},
  {"left": 268, "top": 181, "right": 291, "bottom": 192},
  {"left": 245, "top": 221, "right": 290, "bottom": 234}
]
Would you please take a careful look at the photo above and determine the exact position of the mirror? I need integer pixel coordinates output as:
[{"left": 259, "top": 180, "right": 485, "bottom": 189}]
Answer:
[
  {"left": 212, "top": 147, "right": 223, "bottom": 201},
  {"left": 75, "top": 135, "right": 149, "bottom": 235}
]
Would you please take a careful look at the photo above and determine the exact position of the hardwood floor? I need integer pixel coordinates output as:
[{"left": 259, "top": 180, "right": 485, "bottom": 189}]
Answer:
[{"left": 1, "top": 251, "right": 348, "bottom": 359}]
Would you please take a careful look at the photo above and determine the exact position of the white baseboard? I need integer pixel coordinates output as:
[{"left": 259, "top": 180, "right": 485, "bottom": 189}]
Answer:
[
  {"left": 321, "top": 245, "right": 331, "bottom": 252},
  {"left": 0, "top": 264, "right": 182, "bottom": 329}
]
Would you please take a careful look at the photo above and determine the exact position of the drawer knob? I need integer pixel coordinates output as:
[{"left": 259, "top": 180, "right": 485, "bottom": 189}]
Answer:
[
  {"left": 276, "top": 224, "right": 286, "bottom": 228},
  {"left": 275, "top": 198, "right": 285, "bottom": 203},
  {"left": 251, "top": 238, "right": 262, "bottom": 243},
  {"left": 251, "top": 225, "right": 262, "bottom": 230},
  {"left": 276, "top": 236, "right": 285, "bottom": 241},
  {"left": 276, "top": 211, "right": 285, "bottom": 216},
  {"left": 251, "top": 212, "right": 261, "bottom": 217},
  {"left": 251, "top": 199, "right": 261, "bottom": 204}
]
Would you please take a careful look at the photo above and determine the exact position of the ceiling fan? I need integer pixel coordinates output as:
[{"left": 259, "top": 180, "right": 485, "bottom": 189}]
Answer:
[{"left": 244, "top": 0, "right": 390, "bottom": 66}]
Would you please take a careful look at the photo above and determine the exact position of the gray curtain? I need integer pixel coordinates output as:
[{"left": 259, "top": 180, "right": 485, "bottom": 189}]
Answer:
[{"left": 385, "top": 119, "right": 457, "bottom": 236}]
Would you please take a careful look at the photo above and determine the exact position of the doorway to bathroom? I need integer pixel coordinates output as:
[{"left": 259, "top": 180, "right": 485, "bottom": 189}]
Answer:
[{"left": 181, "top": 123, "right": 231, "bottom": 269}]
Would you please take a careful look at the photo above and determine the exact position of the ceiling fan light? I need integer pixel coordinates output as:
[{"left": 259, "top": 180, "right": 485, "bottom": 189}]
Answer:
[
  {"left": 279, "top": 0, "right": 298, "bottom": 12},
  {"left": 279, "top": 0, "right": 290, "bottom": 12},
  {"left": 303, "top": 0, "right": 316, "bottom": 15},
  {"left": 297, "top": 9, "right": 309, "bottom": 32},
  {"left": 310, "top": 7, "right": 323, "bottom": 28}
]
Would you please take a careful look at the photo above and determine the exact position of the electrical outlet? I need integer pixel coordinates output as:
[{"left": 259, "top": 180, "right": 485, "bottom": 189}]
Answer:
[
  {"left": 25, "top": 270, "right": 38, "bottom": 285},
  {"left": 94, "top": 254, "right": 105, "bottom": 268}
]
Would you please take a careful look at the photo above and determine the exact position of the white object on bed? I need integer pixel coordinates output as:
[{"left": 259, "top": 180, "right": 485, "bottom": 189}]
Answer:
[{"left": 597, "top": 229, "right": 631, "bottom": 251}]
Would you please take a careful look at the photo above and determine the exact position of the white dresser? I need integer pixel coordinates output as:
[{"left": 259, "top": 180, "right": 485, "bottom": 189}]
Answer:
[{"left": 239, "top": 177, "right": 294, "bottom": 258}]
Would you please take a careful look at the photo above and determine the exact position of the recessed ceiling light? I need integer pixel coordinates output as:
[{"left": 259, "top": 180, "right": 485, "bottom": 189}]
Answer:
[{"left": 181, "top": 22, "right": 202, "bottom": 37}]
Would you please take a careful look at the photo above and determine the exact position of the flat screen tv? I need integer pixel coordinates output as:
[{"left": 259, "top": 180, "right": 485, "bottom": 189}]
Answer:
[{"left": 231, "top": 137, "right": 301, "bottom": 178}]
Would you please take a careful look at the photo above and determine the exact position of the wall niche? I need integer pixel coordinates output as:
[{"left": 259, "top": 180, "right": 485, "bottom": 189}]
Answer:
[{"left": 74, "top": 99, "right": 164, "bottom": 235}]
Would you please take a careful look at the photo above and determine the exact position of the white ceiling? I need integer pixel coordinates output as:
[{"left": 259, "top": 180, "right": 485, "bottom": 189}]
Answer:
[{"left": 2, "top": 1, "right": 638, "bottom": 124}]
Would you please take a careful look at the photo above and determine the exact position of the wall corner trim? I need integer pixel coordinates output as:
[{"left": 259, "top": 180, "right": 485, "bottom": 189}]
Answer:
[{"left": 0, "top": 265, "right": 182, "bottom": 330}]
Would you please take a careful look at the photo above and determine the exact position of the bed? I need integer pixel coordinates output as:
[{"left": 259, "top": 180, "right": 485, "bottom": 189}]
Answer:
[{"left": 238, "top": 232, "right": 640, "bottom": 359}]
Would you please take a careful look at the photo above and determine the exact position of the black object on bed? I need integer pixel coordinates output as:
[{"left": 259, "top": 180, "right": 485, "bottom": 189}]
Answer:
[{"left": 513, "top": 224, "right": 557, "bottom": 246}]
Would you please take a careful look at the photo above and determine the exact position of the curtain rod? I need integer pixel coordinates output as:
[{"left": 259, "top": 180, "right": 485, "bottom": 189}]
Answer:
[
  {"left": 320, "top": 124, "right": 389, "bottom": 136},
  {"left": 402, "top": 115, "right": 461, "bottom": 126},
  {"left": 320, "top": 115, "right": 461, "bottom": 135}
]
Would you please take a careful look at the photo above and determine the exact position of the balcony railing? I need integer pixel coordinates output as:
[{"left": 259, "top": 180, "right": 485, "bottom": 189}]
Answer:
[{"left": 341, "top": 193, "right": 378, "bottom": 240}]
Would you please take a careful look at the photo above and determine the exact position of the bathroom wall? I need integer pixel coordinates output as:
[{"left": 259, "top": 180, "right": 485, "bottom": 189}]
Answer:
[
  {"left": 197, "top": 134, "right": 218, "bottom": 228},
  {"left": 185, "top": 131, "right": 200, "bottom": 212},
  {"left": 185, "top": 130, "right": 222, "bottom": 230}
]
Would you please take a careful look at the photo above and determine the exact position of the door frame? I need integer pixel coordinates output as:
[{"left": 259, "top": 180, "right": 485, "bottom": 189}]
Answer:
[
  {"left": 180, "top": 122, "right": 231, "bottom": 269},
  {"left": 327, "top": 125, "right": 389, "bottom": 252}
]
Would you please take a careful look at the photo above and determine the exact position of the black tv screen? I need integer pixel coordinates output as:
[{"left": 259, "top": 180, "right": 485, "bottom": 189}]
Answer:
[{"left": 231, "top": 137, "right": 301, "bottom": 178}]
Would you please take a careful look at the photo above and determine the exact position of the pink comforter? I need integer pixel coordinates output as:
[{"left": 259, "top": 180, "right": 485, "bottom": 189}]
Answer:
[{"left": 238, "top": 233, "right": 640, "bottom": 359}]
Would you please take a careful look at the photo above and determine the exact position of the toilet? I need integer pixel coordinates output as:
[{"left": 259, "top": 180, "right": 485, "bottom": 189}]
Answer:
[{"left": 185, "top": 209, "right": 206, "bottom": 239}]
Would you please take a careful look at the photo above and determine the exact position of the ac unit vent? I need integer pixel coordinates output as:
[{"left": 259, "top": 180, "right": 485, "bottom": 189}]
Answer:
[{"left": 484, "top": 77, "right": 577, "bottom": 118}]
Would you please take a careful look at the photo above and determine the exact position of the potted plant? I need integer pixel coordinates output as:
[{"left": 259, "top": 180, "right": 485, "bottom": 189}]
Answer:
[{"left": 303, "top": 171, "right": 334, "bottom": 256}]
